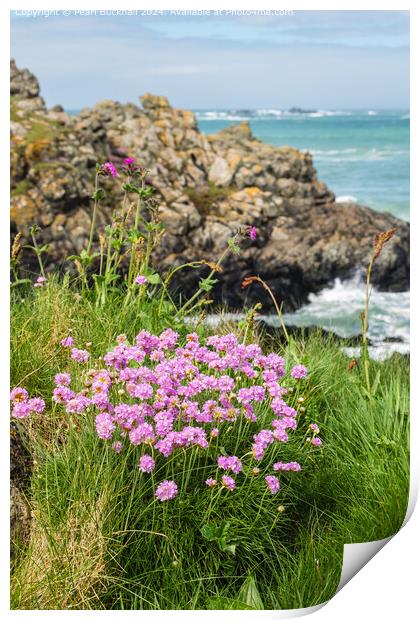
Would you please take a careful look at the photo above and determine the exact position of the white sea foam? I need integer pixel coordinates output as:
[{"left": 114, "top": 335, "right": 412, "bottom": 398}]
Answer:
[
  {"left": 279, "top": 273, "right": 409, "bottom": 347},
  {"left": 336, "top": 195, "right": 358, "bottom": 203},
  {"left": 367, "top": 110, "right": 378, "bottom": 116},
  {"left": 189, "top": 275, "right": 409, "bottom": 360},
  {"left": 195, "top": 109, "right": 356, "bottom": 121}
]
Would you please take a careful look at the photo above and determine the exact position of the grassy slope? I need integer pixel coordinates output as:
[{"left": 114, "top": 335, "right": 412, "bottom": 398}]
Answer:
[{"left": 10, "top": 283, "right": 409, "bottom": 610}]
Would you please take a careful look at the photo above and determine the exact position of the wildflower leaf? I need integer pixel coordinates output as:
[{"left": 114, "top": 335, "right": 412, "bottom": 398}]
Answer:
[
  {"left": 91, "top": 188, "right": 106, "bottom": 201},
  {"left": 237, "top": 575, "right": 264, "bottom": 610},
  {"left": 200, "top": 523, "right": 221, "bottom": 542},
  {"left": 146, "top": 273, "right": 161, "bottom": 285},
  {"left": 199, "top": 277, "right": 218, "bottom": 292}
]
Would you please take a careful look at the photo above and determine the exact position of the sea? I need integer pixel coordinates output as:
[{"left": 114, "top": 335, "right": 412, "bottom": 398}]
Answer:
[{"left": 195, "top": 109, "right": 410, "bottom": 358}]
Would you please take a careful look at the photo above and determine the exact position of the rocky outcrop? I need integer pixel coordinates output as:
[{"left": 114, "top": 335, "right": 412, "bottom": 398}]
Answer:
[{"left": 10, "top": 60, "right": 409, "bottom": 310}]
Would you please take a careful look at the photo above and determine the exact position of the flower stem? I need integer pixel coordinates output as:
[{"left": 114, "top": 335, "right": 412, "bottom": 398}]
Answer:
[{"left": 87, "top": 172, "right": 99, "bottom": 255}]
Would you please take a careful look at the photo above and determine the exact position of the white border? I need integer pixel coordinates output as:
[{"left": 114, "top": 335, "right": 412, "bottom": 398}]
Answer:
[{"left": 2, "top": 1, "right": 418, "bottom": 618}]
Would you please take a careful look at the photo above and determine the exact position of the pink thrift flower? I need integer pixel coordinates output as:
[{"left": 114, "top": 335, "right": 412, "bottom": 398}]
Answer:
[
  {"left": 65, "top": 396, "right": 91, "bottom": 414},
  {"left": 265, "top": 475, "right": 281, "bottom": 494},
  {"left": 112, "top": 441, "right": 123, "bottom": 453},
  {"left": 95, "top": 413, "right": 116, "bottom": 439},
  {"left": 155, "top": 480, "right": 178, "bottom": 501},
  {"left": 138, "top": 454, "right": 155, "bottom": 473},
  {"left": 311, "top": 437, "right": 323, "bottom": 447},
  {"left": 54, "top": 373, "right": 71, "bottom": 386},
  {"left": 124, "top": 157, "right": 135, "bottom": 165},
  {"left": 205, "top": 477, "right": 217, "bottom": 488},
  {"left": 28, "top": 397, "right": 46, "bottom": 413},
  {"left": 10, "top": 387, "right": 28, "bottom": 403},
  {"left": 273, "top": 461, "right": 301, "bottom": 472},
  {"left": 60, "top": 336, "right": 74, "bottom": 348},
  {"left": 135, "top": 275, "right": 148, "bottom": 285},
  {"left": 291, "top": 364, "right": 308, "bottom": 379},
  {"left": 309, "top": 423, "right": 319, "bottom": 433},
  {"left": 34, "top": 276, "right": 46, "bottom": 288},
  {"left": 221, "top": 475, "right": 236, "bottom": 491},
  {"left": 210, "top": 428, "right": 219, "bottom": 438},
  {"left": 53, "top": 386, "right": 75, "bottom": 404},
  {"left": 12, "top": 402, "right": 31, "bottom": 419},
  {"left": 217, "top": 455, "right": 242, "bottom": 474},
  {"left": 71, "top": 348, "right": 89, "bottom": 363}
]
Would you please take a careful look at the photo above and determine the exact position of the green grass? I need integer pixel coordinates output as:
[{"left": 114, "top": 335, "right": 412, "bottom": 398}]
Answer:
[{"left": 10, "top": 282, "right": 409, "bottom": 610}]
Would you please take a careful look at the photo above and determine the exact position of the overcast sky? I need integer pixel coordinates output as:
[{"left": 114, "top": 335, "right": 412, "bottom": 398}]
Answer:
[{"left": 10, "top": 10, "right": 409, "bottom": 110}]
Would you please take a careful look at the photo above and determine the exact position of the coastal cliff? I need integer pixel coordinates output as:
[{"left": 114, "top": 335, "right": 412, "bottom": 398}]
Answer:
[{"left": 10, "top": 60, "right": 409, "bottom": 310}]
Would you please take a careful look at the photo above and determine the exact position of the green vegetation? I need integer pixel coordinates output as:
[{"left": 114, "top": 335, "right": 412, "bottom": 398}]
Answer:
[
  {"left": 10, "top": 162, "right": 410, "bottom": 610},
  {"left": 10, "top": 283, "right": 409, "bottom": 610}
]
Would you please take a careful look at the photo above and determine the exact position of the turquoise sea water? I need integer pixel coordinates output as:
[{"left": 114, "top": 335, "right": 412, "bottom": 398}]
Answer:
[
  {"left": 196, "top": 109, "right": 409, "bottom": 221},
  {"left": 196, "top": 109, "right": 410, "bottom": 353}
]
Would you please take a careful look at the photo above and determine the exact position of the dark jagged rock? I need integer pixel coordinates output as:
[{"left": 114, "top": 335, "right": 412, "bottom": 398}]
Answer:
[{"left": 10, "top": 60, "right": 409, "bottom": 310}]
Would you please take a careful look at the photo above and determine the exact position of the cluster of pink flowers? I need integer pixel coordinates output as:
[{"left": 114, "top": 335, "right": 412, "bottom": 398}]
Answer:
[
  {"left": 273, "top": 461, "right": 302, "bottom": 472},
  {"left": 11, "top": 329, "right": 322, "bottom": 500},
  {"left": 10, "top": 387, "right": 45, "bottom": 419}
]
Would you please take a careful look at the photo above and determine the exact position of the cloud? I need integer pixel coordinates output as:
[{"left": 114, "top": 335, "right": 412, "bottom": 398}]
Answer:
[{"left": 10, "top": 11, "right": 409, "bottom": 109}]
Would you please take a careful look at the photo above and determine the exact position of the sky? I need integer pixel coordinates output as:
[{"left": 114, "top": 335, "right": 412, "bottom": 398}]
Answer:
[{"left": 10, "top": 10, "right": 409, "bottom": 110}]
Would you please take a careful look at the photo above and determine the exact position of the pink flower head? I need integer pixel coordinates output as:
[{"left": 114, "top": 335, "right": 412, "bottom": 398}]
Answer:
[
  {"left": 54, "top": 373, "right": 71, "bottom": 386},
  {"left": 10, "top": 387, "right": 28, "bottom": 403},
  {"left": 135, "top": 275, "right": 148, "bottom": 286},
  {"left": 265, "top": 475, "right": 281, "bottom": 494},
  {"left": 65, "top": 396, "right": 91, "bottom": 414},
  {"left": 71, "top": 348, "right": 89, "bottom": 363},
  {"left": 60, "top": 336, "right": 74, "bottom": 348},
  {"left": 217, "top": 455, "right": 242, "bottom": 474},
  {"left": 155, "top": 480, "right": 178, "bottom": 501},
  {"left": 309, "top": 423, "right": 319, "bottom": 433},
  {"left": 247, "top": 226, "right": 257, "bottom": 241},
  {"left": 12, "top": 402, "right": 31, "bottom": 419},
  {"left": 124, "top": 157, "right": 135, "bottom": 165},
  {"left": 221, "top": 475, "right": 236, "bottom": 491},
  {"left": 138, "top": 453, "right": 155, "bottom": 473},
  {"left": 28, "top": 397, "right": 46, "bottom": 414},
  {"left": 311, "top": 437, "right": 323, "bottom": 447},
  {"left": 102, "top": 161, "right": 118, "bottom": 177},
  {"left": 210, "top": 428, "right": 219, "bottom": 438},
  {"left": 95, "top": 413, "right": 116, "bottom": 439},
  {"left": 112, "top": 441, "right": 123, "bottom": 453},
  {"left": 205, "top": 477, "right": 217, "bottom": 488},
  {"left": 34, "top": 276, "right": 46, "bottom": 288},
  {"left": 291, "top": 364, "right": 308, "bottom": 379}
]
